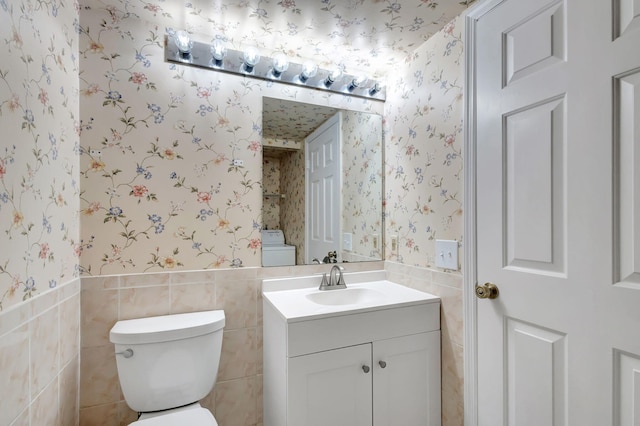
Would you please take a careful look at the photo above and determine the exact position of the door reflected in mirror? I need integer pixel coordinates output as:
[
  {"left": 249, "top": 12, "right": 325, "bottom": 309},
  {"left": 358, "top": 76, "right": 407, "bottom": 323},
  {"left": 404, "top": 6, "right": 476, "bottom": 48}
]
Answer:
[{"left": 262, "top": 97, "right": 383, "bottom": 266}]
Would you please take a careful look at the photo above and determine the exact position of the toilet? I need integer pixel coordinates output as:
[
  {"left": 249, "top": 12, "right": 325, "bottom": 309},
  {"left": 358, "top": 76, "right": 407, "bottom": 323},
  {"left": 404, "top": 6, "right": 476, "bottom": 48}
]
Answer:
[{"left": 109, "top": 310, "right": 225, "bottom": 425}]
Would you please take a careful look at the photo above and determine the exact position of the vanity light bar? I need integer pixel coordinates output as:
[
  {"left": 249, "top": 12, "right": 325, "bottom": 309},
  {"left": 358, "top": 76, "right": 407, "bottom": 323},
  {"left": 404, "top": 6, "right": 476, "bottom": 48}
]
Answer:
[{"left": 164, "top": 34, "right": 386, "bottom": 102}]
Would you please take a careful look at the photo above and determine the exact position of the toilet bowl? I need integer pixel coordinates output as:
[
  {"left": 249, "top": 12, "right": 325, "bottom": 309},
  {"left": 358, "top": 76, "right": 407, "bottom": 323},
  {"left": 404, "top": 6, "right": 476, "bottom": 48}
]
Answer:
[{"left": 109, "top": 310, "right": 225, "bottom": 425}]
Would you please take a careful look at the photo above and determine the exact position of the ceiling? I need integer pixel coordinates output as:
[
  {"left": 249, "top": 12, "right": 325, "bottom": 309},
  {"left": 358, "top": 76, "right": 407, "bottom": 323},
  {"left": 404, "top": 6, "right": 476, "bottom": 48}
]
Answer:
[
  {"left": 263, "top": 97, "right": 339, "bottom": 142},
  {"left": 160, "top": 0, "right": 472, "bottom": 78}
]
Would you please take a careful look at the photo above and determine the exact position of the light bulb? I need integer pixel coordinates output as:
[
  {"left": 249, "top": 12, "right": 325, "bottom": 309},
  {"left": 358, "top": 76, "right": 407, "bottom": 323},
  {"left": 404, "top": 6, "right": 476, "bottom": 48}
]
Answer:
[
  {"left": 300, "top": 60, "right": 318, "bottom": 82},
  {"left": 242, "top": 46, "right": 261, "bottom": 72},
  {"left": 369, "top": 81, "right": 382, "bottom": 96},
  {"left": 272, "top": 53, "right": 289, "bottom": 77},
  {"left": 174, "top": 30, "right": 193, "bottom": 56},
  {"left": 348, "top": 74, "right": 367, "bottom": 91},
  {"left": 211, "top": 39, "right": 226, "bottom": 64},
  {"left": 324, "top": 66, "right": 343, "bottom": 87}
]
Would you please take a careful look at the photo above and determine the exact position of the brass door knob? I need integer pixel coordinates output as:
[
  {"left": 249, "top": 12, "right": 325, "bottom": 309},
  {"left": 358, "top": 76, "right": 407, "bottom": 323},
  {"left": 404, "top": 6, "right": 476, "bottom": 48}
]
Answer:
[{"left": 475, "top": 282, "right": 499, "bottom": 299}]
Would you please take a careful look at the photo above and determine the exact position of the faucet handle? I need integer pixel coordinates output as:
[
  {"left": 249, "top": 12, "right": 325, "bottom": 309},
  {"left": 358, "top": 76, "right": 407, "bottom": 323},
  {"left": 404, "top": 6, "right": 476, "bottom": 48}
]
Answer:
[{"left": 318, "top": 273, "right": 330, "bottom": 290}]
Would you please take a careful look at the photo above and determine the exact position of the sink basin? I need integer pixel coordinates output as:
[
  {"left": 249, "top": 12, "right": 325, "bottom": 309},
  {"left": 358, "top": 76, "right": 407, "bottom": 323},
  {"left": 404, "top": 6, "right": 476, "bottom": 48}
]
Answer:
[
  {"left": 305, "top": 287, "right": 386, "bottom": 306},
  {"left": 262, "top": 270, "right": 440, "bottom": 322}
]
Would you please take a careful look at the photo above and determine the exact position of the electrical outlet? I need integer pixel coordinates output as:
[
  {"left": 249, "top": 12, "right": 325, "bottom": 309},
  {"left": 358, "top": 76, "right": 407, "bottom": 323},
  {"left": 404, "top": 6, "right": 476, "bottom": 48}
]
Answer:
[
  {"left": 231, "top": 159, "right": 244, "bottom": 166},
  {"left": 372, "top": 234, "right": 378, "bottom": 249},
  {"left": 391, "top": 235, "right": 398, "bottom": 253}
]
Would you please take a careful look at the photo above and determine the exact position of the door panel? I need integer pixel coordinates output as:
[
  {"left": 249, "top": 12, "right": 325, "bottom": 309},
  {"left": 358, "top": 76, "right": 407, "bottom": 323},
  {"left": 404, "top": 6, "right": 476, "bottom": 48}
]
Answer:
[
  {"left": 614, "top": 349, "right": 640, "bottom": 425},
  {"left": 503, "top": 0, "right": 565, "bottom": 86},
  {"left": 615, "top": 70, "right": 640, "bottom": 285},
  {"left": 614, "top": 0, "right": 640, "bottom": 38},
  {"left": 503, "top": 97, "right": 565, "bottom": 273},
  {"left": 505, "top": 318, "right": 567, "bottom": 426}
]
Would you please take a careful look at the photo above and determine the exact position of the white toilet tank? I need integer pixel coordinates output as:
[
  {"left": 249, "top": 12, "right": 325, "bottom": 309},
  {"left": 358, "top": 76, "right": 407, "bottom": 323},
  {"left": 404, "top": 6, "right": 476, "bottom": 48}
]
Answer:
[{"left": 110, "top": 310, "right": 225, "bottom": 413}]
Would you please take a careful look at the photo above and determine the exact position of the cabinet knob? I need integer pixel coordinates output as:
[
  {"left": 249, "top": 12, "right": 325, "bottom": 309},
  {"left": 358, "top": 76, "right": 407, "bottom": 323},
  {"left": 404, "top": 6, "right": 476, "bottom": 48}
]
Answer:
[
  {"left": 362, "top": 365, "right": 370, "bottom": 373},
  {"left": 379, "top": 360, "right": 387, "bottom": 368}
]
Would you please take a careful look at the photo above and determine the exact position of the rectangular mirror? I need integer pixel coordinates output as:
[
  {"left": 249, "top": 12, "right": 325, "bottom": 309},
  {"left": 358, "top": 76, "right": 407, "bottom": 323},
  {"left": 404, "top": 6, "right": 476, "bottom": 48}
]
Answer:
[{"left": 261, "top": 98, "right": 383, "bottom": 266}]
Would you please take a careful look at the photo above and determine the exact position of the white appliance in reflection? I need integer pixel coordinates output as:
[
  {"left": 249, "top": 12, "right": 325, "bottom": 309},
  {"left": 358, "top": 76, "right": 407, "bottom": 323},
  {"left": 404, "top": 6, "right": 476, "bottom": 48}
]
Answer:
[{"left": 261, "top": 230, "right": 296, "bottom": 267}]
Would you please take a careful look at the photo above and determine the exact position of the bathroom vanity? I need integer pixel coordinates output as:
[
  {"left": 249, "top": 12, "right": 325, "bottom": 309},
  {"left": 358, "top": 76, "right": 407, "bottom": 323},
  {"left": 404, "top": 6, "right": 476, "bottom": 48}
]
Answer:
[{"left": 262, "top": 271, "right": 441, "bottom": 426}]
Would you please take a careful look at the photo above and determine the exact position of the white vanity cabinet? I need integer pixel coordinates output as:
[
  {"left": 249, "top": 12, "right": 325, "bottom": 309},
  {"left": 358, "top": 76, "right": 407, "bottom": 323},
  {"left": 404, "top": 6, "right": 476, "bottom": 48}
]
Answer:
[
  {"left": 262, "top": 275, "right": 441, "bottom": 426},
  {"left": 287, "top": 332, "right": 441, "bottom": 426}
]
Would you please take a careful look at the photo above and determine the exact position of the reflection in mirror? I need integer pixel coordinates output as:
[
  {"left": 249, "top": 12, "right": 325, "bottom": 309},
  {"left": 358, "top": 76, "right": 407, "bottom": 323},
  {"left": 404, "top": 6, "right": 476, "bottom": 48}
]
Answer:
[{"left": 261, "top": 97, "right": 383, "bottom": 266}]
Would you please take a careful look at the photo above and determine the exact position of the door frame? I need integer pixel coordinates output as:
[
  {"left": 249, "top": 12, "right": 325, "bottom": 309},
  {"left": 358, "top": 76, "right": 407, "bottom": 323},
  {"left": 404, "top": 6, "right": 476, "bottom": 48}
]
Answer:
[{"left": 463, "top": 1, "right": 505, "bottom": 425}]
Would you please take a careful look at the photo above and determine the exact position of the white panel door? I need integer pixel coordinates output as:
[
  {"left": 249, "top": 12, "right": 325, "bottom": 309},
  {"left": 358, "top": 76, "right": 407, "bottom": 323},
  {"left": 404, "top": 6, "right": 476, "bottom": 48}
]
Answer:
[
  {"left": 288, "top": 343, "right": 372, "bottom": 426},
  {"left": 467, "top": 0, "right": 640, "bottom": 424},
  {"left": 305, "top": 113, "right": 341, "bottom": 264}
]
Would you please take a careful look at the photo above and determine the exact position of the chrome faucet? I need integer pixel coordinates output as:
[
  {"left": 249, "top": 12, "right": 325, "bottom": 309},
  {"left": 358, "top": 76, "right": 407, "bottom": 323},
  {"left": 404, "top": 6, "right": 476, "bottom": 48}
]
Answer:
[{"left": 318, "top": 265, "right": 347, "bottom": 290}]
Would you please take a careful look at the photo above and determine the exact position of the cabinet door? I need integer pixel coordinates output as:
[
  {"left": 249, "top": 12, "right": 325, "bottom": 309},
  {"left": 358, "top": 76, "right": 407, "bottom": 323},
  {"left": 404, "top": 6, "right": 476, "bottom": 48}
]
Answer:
[
  {"left": 373, "top": 331, "right": 441, "bottom": 426},
  {"left": 288, "top": 343, "right": 373, "bottom": 426}
]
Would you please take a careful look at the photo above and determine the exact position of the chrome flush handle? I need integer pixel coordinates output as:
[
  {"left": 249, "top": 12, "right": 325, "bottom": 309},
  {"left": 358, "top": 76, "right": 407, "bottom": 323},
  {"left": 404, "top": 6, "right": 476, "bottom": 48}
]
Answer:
[{"left": 116, "top": 348, "right": 134, "bottom": 358}]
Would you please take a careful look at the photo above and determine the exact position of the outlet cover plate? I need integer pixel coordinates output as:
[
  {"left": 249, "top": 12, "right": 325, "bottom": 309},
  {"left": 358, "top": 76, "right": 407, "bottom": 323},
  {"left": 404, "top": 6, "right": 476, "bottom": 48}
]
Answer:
[{"left": 436, "top": 239, "right": 458, "bottom": 270}]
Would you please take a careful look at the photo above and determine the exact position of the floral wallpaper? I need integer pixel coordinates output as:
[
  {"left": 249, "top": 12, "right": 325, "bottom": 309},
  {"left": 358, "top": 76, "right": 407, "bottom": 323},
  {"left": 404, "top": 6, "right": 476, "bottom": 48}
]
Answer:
[
  {"left": 384, "top": 16, "right": 464, "bottom": 268},
  {"left": 342, "top": 110, "right": 383, "bottom": 262},
  {"left": 78, "top": 1, "right": 383, "bottom": 274},
  {"left": 0, "top": 0, "right": 466, "bottom": 297},
  {"left": 0, "top": 0, "right": 80, "bottom": 311},
  {"left": 78, "top": 0, "right": 470, "bottom": 78},
  {"left": 280, "top": 147, "right": 306, "bottom": 264},
  {"left": 262, "top": 155, "right": 281, "bottom": 230},
  {"left": 0, "top": 0, "right": 468, "bottom": 295}
]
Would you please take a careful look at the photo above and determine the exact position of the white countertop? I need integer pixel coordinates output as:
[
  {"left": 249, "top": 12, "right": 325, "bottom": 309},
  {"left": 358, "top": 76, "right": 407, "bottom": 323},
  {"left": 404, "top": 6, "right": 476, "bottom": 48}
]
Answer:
[{"left": 262, "top": 270, "right": 440, "bottom": 322}]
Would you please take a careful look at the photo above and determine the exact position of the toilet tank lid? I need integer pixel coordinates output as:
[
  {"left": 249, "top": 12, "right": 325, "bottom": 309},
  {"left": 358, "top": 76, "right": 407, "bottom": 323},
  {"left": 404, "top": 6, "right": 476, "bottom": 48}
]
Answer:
[{"left": 110, "top": 310, "right": 225, "bottom": 345}]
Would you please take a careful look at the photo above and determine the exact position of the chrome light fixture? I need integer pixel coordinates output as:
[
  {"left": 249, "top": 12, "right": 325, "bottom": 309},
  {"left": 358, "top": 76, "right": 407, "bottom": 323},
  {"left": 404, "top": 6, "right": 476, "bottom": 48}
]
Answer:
[
  {"left": 242, "top": 46, "right": 261, "bottom": 73},
  {"left": 299, "top": 60, "right": 318, "bottom": 83},
  {"left": 164, "top": 33, "right": 385, "bottom": 100},
  {"left": 271, "top": 53, "right": 290, "bottom": 78},
  {"left": 210, "top": 39, "right": 226, "bottom": 66},
  {"left": 174, "top": 30, "right": 193, "bottom": 58}
]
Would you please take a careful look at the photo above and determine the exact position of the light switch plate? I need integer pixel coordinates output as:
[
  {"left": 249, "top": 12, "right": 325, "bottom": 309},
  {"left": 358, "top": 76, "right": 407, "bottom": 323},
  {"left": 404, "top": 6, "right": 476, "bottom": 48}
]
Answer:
[
  {"left": 343, "top": 233, "right": 353, "bottom": 251},
  {"left": 391, "top": 235, "right": 398, "bottom": 253},
  {"left": 435, "top": 239, "right": 458, "bottom": 270}
]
